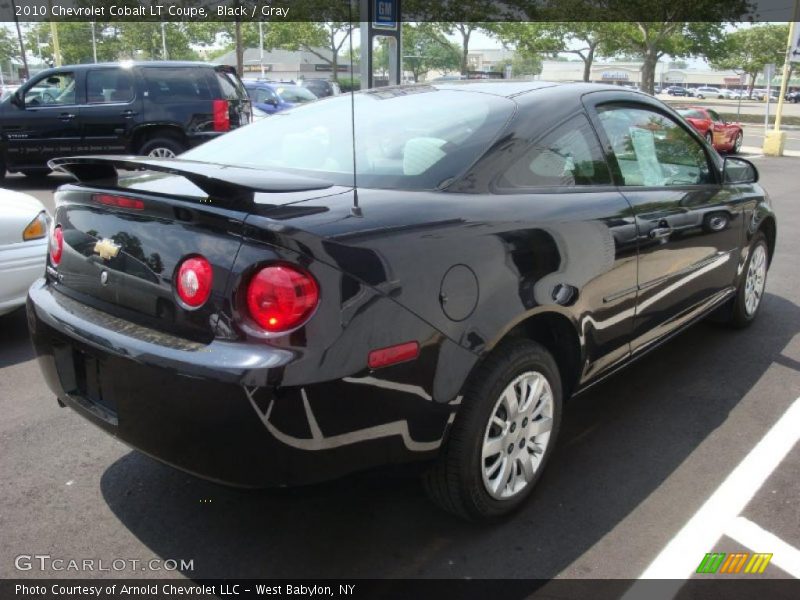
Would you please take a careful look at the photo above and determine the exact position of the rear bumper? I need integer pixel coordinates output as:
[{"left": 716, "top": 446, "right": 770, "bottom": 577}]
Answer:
[{"left": 27, "top": 280, "right": 453, "bottom": 486}]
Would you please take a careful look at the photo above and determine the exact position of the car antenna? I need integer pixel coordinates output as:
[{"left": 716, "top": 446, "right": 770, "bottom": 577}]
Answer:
[{"left": 348, "top": 4, "right": 362, "bottom": 217}]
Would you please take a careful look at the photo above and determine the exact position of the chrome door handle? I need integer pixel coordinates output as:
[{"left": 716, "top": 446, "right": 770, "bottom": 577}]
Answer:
[
  {"left": 120, "top": 110, "right": 137, "bottom": 117},
  {"left": 59, "top": 113, "right": 76, "bottom": 120}
]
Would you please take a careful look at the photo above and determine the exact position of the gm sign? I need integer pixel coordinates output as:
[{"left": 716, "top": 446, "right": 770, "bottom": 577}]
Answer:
[{"left": 373, "top": 0, "right": 397, "bottom": 30}]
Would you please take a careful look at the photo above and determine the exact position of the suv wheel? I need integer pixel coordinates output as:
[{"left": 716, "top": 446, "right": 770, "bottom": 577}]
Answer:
[
  {"left": 423, "top": 340, "right": 562, "bottom": 520},
  {"left": 139, "top": 136, "right": 186, "bottom": 158}
]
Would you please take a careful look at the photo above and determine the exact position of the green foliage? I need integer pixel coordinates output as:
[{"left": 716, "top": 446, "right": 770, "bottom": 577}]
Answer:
[
  {"left": 337, "top": 77, "right": 360, "bottom": 92},
  {"left": 0, "top": 27, "right": 18, "bottom": 65},
  {"left": 493, "top": 54, "right": 543, "bottom": 78},
  {"left": 401, "top": 24, "right": 461, "bottom": 82},
  {"left": 709, "top": 24, "right": 789, "bottom": 91}
]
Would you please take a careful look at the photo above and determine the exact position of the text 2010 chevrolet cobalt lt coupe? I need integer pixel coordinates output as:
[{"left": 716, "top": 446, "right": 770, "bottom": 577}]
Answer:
[{"left": 28, "top": 82, "right": 775, "bottom": 520}]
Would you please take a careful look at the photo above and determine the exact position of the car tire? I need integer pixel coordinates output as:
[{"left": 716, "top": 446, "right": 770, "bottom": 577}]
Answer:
[
  {"left": 732, "top": 131, "right": 743, "bottom": 154},
  {"left": 722, "top": 232, "right": 769, "bottom": 329},
  {"left": 139, "top": 136, "right": 186, "bottom": 158},
  {"left": 423, "top": 340, "right": 563, "bottom": 521},
  {"left": 21, "top": 168, "right": 50, "bottom": 179}
]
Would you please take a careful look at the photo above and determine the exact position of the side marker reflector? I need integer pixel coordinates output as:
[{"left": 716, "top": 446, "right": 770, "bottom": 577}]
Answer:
[{"left": 368, "top": 342, "right": 420, "bottom": 370}]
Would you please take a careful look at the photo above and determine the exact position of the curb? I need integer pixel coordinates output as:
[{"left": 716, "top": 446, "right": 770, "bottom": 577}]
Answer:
[{"left": 740, "top": 145, "right": 800, "bottom": 157}]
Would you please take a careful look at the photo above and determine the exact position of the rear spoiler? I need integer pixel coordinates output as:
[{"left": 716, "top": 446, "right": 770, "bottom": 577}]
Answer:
[{"left": 48, "top": 156, "right": 333, "bottom": 208}]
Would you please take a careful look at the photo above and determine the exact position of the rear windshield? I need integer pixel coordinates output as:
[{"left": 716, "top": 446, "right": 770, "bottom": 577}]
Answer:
[
  {"left": 182, "top": 87, "right": 515, "bottom": 190},
  {"left": 142, "top": 67, "right": 211, "bottom": 102},
  {"left": 274, "top": 85, "right": 317, "bottom": 103}
]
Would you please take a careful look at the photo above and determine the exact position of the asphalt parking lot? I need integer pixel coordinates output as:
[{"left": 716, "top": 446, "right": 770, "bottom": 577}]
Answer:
[{"left": 1, "top": 159, "right": 798, "bottom": 584}]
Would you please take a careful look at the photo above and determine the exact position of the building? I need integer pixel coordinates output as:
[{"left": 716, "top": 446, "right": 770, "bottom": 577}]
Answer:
[
  {"left": 214, "top": 47, "right": 353, "bottom": 82},
  {"left": 537, "top": 60, "right": 746, "bottom": 88}
]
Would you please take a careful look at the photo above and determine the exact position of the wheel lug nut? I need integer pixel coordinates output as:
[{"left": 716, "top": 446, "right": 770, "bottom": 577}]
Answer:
[
  {"left": 510, "top": 422, "right": 516, "bottom": 433},
  {"left": 519, "top": 439, "right": 525, "bottom": 449},
  {"left": 522, "top": 418, "right": 528, "bottom": 427},
  {"left": 507, "top": 444, "right": 514, "bottom": 454}
]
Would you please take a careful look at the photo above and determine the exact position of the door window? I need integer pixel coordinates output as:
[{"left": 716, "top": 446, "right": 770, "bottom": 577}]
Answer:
[
  {"left": 499, "top": 114, "right": 611, "bottom": 188},
  {"left": 86, "top": 69, "right": 134, "bottom": 104},
  {"left": 24, "top": 72, "right": 76, "bottom": 106},
  {"left": 597, "top": 105, "right": 713, "bottom": 187},
  {"left": 142, "top": 68, "right": 211, "bottom": 102},
  {"left": 707, "top": 109, "right": 723, "bottom": 123}
]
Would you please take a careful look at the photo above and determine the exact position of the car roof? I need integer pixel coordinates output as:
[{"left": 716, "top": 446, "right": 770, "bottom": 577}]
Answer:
[
  {"left": 375, "top": 80, "right": 644, "bottom": 100},
  {"left": 41, "top": 61, "right": 221, "bottom": 71}
]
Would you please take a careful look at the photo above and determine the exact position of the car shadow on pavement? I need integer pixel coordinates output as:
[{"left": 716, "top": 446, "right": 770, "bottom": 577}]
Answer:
[
  {"left": 99, "top": 292, "right": 800, "bottom": 579},
  {"left": 0, "top": 308, "right": 35, "bottom": 369}
]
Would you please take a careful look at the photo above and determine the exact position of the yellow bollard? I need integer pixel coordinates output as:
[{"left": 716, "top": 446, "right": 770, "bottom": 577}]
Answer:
[{"left": 763, "top": 131, "right": 786, "bottom": 156}]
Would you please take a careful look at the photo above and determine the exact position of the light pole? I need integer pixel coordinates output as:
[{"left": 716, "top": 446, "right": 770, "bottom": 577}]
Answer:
[
  {"left": 161, "top": 22, "right": 168, "bottom": 60},
  {"left": 10, "top": 0, "right": 29, "bottom": 79},
  {"left": 764, "top": 0, "right": 800, "bottom": 156},
  {"left": 91, "top": 22, "right": 98, "bottom": 63}
]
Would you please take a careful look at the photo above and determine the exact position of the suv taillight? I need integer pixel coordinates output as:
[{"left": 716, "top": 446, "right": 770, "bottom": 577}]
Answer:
[
  {"left": 213, "top": 99, "right": 230, "bottom": 132},
  {"left": 246, "top": 265, "right": 319, "bottom": 333}
]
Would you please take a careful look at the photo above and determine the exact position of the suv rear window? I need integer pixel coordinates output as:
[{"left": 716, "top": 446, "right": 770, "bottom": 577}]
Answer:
[
  {"left": 142, "top": 67, "right": 211, "bottom": 102},
  {"left": 215, "top": 71, "right": 247, "bottom": 100}
]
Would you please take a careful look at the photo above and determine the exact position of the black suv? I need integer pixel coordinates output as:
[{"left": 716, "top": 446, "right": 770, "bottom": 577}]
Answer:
[
  {"left": 298, "top": 78, "right": 341, "bottom": 98},
  {"left": 0, "top": 61, "right": 251, "bottom": 179}
]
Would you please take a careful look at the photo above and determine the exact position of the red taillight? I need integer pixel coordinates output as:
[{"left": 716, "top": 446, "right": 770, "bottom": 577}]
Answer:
[
  {"left": 368, "top": 342, "right": 420, "bottom": 370},
  {"left": 213, "top": 99, "right": 230, "bottom": 132},
  {"left": 175, "top": 256, "right": 213, "bottom": 308},
  {"left": 49, "top": 225, "right": 63, "bottom": 266},
  {"left": 93, "top": 193, "right": 145, "bottom": 210},
  {"left": 246, "top": 265, "right": 319, "bottom": 333}
]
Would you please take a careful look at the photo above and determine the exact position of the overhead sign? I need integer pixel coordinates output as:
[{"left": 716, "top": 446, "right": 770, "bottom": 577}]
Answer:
[
  {"left": 372, "top": 0, "right": 397, "bottom": 31},
  {"left": 791, "top": 23, "right": 800, "bottom": 63}
]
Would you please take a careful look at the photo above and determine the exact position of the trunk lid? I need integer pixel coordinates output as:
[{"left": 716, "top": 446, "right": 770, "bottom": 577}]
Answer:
[{"left": 48, "top": 156, "right": 338, "bottom": 343}]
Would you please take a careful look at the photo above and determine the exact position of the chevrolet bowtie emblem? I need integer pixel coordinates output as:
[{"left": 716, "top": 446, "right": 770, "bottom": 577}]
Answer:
[{"left": 93, "top": 238, "right": 121, "bottom": 261}]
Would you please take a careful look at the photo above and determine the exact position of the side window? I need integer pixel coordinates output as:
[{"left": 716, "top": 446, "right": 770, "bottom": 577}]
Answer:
[
  {"left": 142, "top": 68, "right": 211, "bottom": 103},
  {"left": 597, "top": 105, "right": 712, "bottom": 187},
  {"left": 24, "top": 72, "right": 76, "bottom": 106},
  {"left": 499, "top": 114, "right": 611, "bottom": 188},
  {"left": 707, "top": 109, "right": 723, "bottom": 123},
  {"left": 215, "top": 71, "right": 247, "bottom": 100},
  {"left": 86, "top": 68, "right": 134, "bottom": 104},
  {"left": 252, "top": 88, "right": 277, "bottom": 104}
]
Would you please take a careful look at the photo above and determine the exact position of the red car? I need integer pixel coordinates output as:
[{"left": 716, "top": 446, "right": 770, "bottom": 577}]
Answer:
[{"left": 676, "top": 107, "right": 744, "bottom": 153}]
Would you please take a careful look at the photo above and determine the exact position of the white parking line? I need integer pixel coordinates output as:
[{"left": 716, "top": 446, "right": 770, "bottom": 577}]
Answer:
[
  {"left": 620, "top": 396, "right": 800, "bottom": 595},
  {"left": 726, "top": 516, "right": 800, "bottom": 578}
]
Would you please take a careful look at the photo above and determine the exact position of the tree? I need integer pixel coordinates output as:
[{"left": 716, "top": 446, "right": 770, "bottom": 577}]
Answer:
[
  {"left": 709, "top": 24, "right": 789, "bottom": 97},
  {"left": 269, "top": 22, "right": 354, "bottom": 82},
  {"left": 0, "top": 26, "right": 18, "bottom": 65},
  {"left": 493, "top": 22, "right": 625, "bottom": 82},
  {"left": 401, "top": 24, "right": 461, "bottom": 82},
  {"left": 493, "top": 53, "right": 543, "bottom": 78}
]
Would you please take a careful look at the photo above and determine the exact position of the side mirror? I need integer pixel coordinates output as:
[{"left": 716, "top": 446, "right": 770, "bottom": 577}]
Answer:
[
  {"left": 723, "top": 156, "right": 759, "bottom": 184},
  {"left": 10, "top": 90, "right": 23, "bottom": 108}
]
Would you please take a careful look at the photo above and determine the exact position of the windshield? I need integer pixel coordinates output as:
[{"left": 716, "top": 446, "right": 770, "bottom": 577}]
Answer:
[
  {"left": 183, "top": 87, "right": 515, "bottom": 190},
  {"left": 677, "top": 109, "right": 706, "bottom": 119},
  {"left": 274, "top": 85, "right": 317, "bottom": 103}
]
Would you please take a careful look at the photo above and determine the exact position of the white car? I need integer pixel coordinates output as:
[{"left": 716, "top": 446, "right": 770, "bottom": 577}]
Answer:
[{"left": 0, "top": 188, "right": 49, "bottom": 315}]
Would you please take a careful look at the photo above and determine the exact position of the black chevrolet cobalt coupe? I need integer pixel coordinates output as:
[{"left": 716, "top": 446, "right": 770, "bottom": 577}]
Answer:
[{"left": 28, "top": 82, "right": 775, "bottom": 520}]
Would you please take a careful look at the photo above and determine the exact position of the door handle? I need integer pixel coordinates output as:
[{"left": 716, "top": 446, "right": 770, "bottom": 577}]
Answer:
[
  {"left": 649, "top": 226, "right": 673, "bottom": 240},
  {"left": 59, "top": 113, "right": 76, "bottom": 121},
  {"left": 120, "top": 110, "right": 138, "bottom": 117}
]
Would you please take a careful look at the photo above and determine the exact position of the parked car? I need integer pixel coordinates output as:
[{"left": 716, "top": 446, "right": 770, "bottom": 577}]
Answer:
[
  {"left": 244, "top": 81, "right": 318, "bottom": 114},
  {"left": 298, "top": 78, "right": 341, "bottom": 98},
  {"left": 784, "top": 90, "right": 800, "bottom": 103},
  {"left": 0, "top": 188, "right": 48, "bottom": 315},
  {"left": 694, "top": 87, "right": 725, "bottom": 99},
  {"left": 0, "top": 61, "right": 252, "bottom": 179},
  {"left": 30, "top": 82, "right": 775, "bottom": 520},
  {"left": 665, "top": 85, "right": 689, "bottom": 96},
  {"left": 753, "top": 89, "right": 779, "bottom": 102},
  {"left": 676, "top": 106, "right": 744, "bottom": 154}
]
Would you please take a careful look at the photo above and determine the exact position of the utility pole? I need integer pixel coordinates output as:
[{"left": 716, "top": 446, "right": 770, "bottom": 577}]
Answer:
[
  {"left": 764, "top": 0, "right": 800, "bottom": 156},
  {"left": 91, "top": 22, "right": 98, "bottom": 63},
  {"left": 11, "top": 0, "right": 29, "bottom": 79}
]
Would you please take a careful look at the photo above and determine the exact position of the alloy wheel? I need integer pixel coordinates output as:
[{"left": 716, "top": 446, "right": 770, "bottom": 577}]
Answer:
[
  {"left": 744, "top": 243, "right": 767, "bottom": 316},
  {"left": 147, "top": 147, "right": 177, "bottom": 158},
  {"left": 481, "top": 371, "right": 554, "bottom": 500}
]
